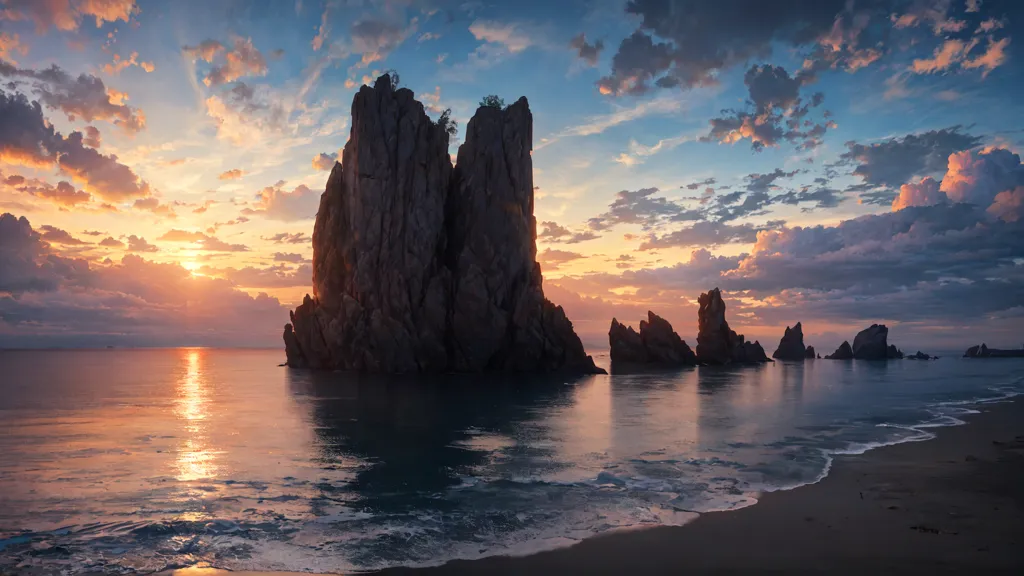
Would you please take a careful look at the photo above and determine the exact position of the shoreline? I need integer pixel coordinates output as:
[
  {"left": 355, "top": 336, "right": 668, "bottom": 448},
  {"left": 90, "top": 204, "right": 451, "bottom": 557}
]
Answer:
[
  {"left": 148, "top": 396, "right": 1024, "bottom": 576},
  {"left": 378, "top": 397, "right": 1024, "bottom": 575}
]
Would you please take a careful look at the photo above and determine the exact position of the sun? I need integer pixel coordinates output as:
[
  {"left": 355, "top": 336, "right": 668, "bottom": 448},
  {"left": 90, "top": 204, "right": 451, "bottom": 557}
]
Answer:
[{"left": 181, "top": 260, "right": 202, "bottom": 276}]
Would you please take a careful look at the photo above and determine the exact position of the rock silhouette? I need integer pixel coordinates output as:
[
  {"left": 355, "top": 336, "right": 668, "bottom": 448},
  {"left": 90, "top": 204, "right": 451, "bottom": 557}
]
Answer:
[
  {"left": 285, "top": 75, "right": 600, "bottom": 374},
  {"left": 851, "top": 324, "right": 902, "bottom": 360},
  {"left": 964, "top": 344, "right": 1024, "bottom": 358},
  {"left": 696, "top": 288, "right": 772, "bottom": 365},
  {"left": 772, "top": 322, "right": 808, "bottom": 361},
  {"left": 825, "top": 341, "right": 854, "bottom": 360},
  {"left": 805, "top": 345, "right": 816, "bottom": 359},
  {"left": 609, "top": 312, "right": 697, "bottom": 369}
]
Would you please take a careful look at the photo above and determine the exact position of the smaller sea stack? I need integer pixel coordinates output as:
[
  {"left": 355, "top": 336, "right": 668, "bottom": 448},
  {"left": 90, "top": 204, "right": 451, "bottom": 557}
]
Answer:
[{"left": 609, "top": 312, "right": 697, "bottom": 370}]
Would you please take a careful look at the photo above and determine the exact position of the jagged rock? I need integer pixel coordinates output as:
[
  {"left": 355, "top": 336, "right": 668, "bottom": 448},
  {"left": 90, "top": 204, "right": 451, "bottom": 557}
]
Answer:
[
  {"left": 609, "top": 312, "right": 697, "bottom": 370},
  {"left": 852, "top": 324, "right": 890, "bottom": 360},
  {"left": 772, "top": 322, "right": 807, "bottom": 361},
  {"left": 695, "top": 288, "right": 772, "bottom": 365},
  {"left": 284, "top": 75, "right": 601, "bottom": 374},
  {"left": 805, "top": 345, "right": 816, "bottom": 359},
  {"left": 825, "top": 341, "right": 854, "bottom": 359},
  {"left": 964, "top": 343, "right": 1024, "bottom": 358},
  {"left": 609, "top": 319, "right": 647, "bottom": 364},
  {"left": 886, "top": 344, "right": 904, "bottom": 359}
]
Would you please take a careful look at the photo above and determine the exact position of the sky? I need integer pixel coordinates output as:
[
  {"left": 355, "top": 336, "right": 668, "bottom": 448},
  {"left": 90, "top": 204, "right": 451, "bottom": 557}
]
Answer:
[{"left": 1, "top": 0, "right": 1023, "bottom": 353}]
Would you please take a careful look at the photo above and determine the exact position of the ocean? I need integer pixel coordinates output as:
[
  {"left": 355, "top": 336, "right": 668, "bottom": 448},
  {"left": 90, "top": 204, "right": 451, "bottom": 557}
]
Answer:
[{"left": 1, "top": 348, "right": 1022, "bottom": 574}]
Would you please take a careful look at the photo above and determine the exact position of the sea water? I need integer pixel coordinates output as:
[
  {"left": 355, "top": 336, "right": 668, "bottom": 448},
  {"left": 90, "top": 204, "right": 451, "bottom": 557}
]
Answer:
[{"left": 1, "top": 348, "right": 1022, "bottom": 574}]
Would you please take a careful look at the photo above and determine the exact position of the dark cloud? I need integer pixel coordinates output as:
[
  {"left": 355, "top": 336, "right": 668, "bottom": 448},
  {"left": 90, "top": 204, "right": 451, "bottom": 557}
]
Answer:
[
  {"left": 99, "top": 236, "right": 124, "bottom": 248},
  {"left": 0, "top": 61, "right": 145, "bottom": 134},
  {"left": 588, "top": 187, "right": 703, "bottom": 231},
  {"left": 39, "top": 224, "right": 88, "bottom": 245},
  {"left": 3, "top": 173, "right": 92, "bottom": 207},
  {"left": 638, "top": 220, "right": 762, "bottom": 250},
  {"left": 745, "top": 168, "right": 799, "bottom": 193},
  {"left": 0, "top": 213, "right": 65, "bottom": 292},
  {"left": 702, "top": 64, "right": 832, "bottom": 151},
  {"left": 538, "top": 221, "right": 599, "bottom": 244},
  {"left": 0, "top": 92, "right": 151, "bottom": 202},
  {"left": 597, "top": 0, "right": 886, "bottom": 96},
  {"left": 569, "top": 33, "right": 604, "bottom": 67},
  {"left": 839, "top": 125, "right": 982, "bottom": 187},
  {"left": 684, "top": 177, "right": 716, "bottom": 190},
  {"left": 777, "top": 187, "right": 848, "bottom": 210},
  {"left": 83, "top": 125, "right": 101, "bottom": 148}
]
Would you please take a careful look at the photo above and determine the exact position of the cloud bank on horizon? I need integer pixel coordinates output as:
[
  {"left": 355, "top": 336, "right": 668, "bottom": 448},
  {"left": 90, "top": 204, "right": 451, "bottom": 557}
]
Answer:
[{"left": 0, "top": 0, "right": 1022, "bottom": 351}]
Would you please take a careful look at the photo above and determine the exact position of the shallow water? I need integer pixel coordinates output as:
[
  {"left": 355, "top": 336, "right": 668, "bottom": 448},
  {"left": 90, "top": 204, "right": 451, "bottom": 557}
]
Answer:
[{"left": 1, "top": 348, "right": 1022, "bottom": 574}]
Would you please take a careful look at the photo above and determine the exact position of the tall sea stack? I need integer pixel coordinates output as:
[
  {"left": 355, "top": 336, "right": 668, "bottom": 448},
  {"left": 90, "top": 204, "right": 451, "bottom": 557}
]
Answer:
[
  {"left": 696, "top": 288, "right": 772, "bottom": 365},
  {"left": 285, "top": 75, "right": 601, "bottom": 374}
]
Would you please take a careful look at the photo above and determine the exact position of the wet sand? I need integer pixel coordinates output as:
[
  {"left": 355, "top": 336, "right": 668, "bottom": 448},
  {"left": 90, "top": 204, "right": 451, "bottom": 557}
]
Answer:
[
  {"left": 139, "top": 400, "right": 1024, "bottom": 575},
  {"left": 380, "top": 399, "right": 1024, "bottom": 575}
]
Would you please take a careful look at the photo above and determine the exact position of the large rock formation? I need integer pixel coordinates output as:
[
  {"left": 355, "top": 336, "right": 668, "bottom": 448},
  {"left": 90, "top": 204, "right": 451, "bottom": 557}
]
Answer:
[
  {"left": 825, "top": 341, "right": 853, "bottom": 359},
  {"left": 805, "top": 345, "right": 816, "bottom": 359},
  {"left": 284, "top": 75, "right": 601, "bottom": 374},
  {"left": 609, "top": 312, "right": 697, "bottom": 369},
  {"left": 965, "top": 344, "right": 1024, "bottom": 358},
  {"left": 848, "top": 324, "right": 903, "bottom": 360},
  {"left": 695, "top": 288, "right": 772, "bottom": 365},
  {"left": 772, "top": 322, "right": 808, "bottom": 361},
  {"left": 851, "top": 324, "right": 890, "bottom": 360}
]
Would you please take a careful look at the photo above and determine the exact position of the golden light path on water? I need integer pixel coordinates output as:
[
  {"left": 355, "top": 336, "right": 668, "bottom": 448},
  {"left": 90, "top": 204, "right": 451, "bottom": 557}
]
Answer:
[{"left": 174, "top": 349, "right": 219, "bottom": 483}]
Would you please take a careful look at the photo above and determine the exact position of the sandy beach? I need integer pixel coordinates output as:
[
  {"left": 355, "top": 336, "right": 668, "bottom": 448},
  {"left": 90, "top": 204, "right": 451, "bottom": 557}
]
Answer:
[{"left": 375, "top": 398, "right": 1024, "bottom": 575}]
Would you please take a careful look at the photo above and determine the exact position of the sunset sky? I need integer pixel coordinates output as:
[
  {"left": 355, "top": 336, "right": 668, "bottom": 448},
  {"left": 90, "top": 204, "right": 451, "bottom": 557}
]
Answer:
[{"left": 2, "top": 0, "right": 1023, "bottom": 352}]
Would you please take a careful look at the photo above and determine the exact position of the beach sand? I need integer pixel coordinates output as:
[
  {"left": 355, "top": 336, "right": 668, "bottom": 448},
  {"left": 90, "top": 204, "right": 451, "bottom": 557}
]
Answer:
[{"left": 155, "top": 399, "right": 1024, "bottom": 576}]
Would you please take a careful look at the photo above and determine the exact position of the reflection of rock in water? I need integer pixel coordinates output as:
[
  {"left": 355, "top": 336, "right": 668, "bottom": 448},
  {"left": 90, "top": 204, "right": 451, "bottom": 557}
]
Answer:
[{"left": 285, "top": 370, "right": 583, "bottom": 511}]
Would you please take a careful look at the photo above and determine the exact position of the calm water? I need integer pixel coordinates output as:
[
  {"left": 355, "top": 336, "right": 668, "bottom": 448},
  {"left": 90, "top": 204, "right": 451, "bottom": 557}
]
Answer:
[{"left": 2, "top": 349, "right": 1023, "bottom": 574}]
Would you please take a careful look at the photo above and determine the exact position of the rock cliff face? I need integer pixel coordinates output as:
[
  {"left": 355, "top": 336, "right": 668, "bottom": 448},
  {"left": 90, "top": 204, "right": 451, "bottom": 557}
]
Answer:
[
  {"left": 609, "top": 312, "right": 697, "bottom": 368},
  {"left": 804, "top": 345, "right": 816, "bottom": 359},
  {"left": 285, "top": 75, "right": 600, "bottom": 374},
  {"left": 772, "top": 322, "right": 808, "bottom": 361},
  {"left": 696, "top": 288, "right": 771, "bottom": 365},
  {"left": 825, "top": 341, "right": 853, "bottom": 359}
]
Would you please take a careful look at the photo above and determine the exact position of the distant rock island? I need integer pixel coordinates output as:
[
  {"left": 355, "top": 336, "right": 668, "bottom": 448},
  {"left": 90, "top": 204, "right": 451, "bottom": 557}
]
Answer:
[
  {"left": 825, "top": 324, "right": 913, "bottom": 360},
  {"left": 772, "top": 322, "right": 813, "bottom": 361},
  {"left": 696, "top": 288, "right": 772, "bottom": 365},
  {"left": 964, "top": 344, "right": 1024, "bottom": 358},
  {"left": 284, "top": 75, "right": 601, "bottom": 374},
  {"left": 608, "top": 312, "right": 696, "bottom": 370}
]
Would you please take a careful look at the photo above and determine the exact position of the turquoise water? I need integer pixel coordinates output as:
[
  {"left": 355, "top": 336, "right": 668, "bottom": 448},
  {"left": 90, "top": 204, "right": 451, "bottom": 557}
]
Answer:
[{"left": 1, "top": 349, "right": 1022, "bottom": 574}]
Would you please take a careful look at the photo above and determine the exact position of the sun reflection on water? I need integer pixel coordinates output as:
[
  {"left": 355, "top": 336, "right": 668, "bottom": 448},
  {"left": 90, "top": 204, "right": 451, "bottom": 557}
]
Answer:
[{"left": 174, "top": 348, "right": 219, "bottom": 482}]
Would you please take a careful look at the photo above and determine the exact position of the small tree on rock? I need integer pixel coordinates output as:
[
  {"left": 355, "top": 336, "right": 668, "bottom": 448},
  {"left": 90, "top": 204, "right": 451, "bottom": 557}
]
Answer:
[
  {"left": 479, "top": 95, "right": 504, "bottom": 109},
  {"left": 437, "top": 108, "right": 458, "bottom": 138}
]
